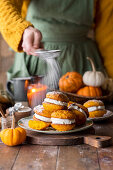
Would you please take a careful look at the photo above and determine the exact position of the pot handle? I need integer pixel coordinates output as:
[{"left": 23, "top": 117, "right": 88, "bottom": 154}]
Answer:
[{"left": 6, "top": 80, "right": 14, "bottom": 99}]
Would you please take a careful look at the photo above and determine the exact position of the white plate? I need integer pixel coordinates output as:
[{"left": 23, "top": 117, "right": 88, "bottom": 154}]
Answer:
[
  {"left": 18, "top": 116, "right": 93, "bottom": 135},
  {"left": 87, "top": 110, "right": 113, "bottom": 122}
]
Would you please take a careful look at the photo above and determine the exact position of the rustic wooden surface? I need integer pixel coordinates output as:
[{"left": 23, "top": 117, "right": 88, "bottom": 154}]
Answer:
[{"left": 0, "top": 103, "right": 113, "bottom": 170}]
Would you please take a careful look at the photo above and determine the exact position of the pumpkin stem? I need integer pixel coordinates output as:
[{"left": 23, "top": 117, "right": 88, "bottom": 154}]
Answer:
[
  {"left": 11, "top": 113, "right": 15, "bottom": 129},
  {"left": 87, "top": 57, "right": 96, "bottom": 72}
]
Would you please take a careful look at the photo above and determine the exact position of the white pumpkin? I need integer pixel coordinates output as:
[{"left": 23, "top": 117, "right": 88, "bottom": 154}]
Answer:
[{"left": 83, "top": 57, "right": 105, "bottom": 87}]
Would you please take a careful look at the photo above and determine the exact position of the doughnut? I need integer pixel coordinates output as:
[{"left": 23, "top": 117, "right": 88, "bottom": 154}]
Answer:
[
  {"left": 28, "top": 120, "right": 49, "bottom": 130},
  {"left": 83, "top": 100, "right": 106, "bottom": 118},
  {"left": 33, "top": 105, "right": 52, "bottom": 126},
  {"left": 43, "top": 91, "right": 69, "bottom": 112},
  {"left": 51, "top": 110, "right": 76, "bottom": 131},
  {"left": 68, "top": 102, "right": 89, "bottom": 125}
]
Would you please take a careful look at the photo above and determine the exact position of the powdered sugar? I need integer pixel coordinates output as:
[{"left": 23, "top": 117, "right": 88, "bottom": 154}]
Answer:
[
  {"left": 47, "top": 91, "right": 63, "bottom": 95},
  {"left": 34, "top": 105, "right": 44, "bottom": 113},
  {"left": 85, "top": 100, "right": 104, "bottom": 104},
  {"left": 47, "top": 91, "right": 68, "bottom": 98}
]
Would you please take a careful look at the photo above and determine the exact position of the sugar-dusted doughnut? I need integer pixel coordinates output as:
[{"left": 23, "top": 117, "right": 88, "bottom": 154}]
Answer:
[{"left": 43, "top": 91, "right": 69, "bottom": 112}]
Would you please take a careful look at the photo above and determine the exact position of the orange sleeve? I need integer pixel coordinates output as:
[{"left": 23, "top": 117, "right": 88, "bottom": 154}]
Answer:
[
  {"left": 0, "top": 0, "right": 33, "bottom": 52},
  {"left": 95, "top": 0, "right": 113, "bottom": 78}
]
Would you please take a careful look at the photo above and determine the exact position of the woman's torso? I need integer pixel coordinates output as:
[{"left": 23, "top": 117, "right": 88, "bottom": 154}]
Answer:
[
  {"left": 7, "top": 0, "right": 104, "bottom": 80},
  {"left": 26, "top": 0, "right": 94, "bottom": 42}
]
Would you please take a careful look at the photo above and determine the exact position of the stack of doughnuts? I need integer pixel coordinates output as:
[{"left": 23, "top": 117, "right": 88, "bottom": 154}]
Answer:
[
  {"left": 29, "top": 91, "right": 107, "bottom": 131},
  {"left": 29, "top": 91, "right": 89, "bottom": 131}
]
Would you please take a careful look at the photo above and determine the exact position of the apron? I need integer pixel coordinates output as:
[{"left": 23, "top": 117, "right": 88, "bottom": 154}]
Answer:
[{"left": 7, "top": 0, "right": 105, "bottom": 80}]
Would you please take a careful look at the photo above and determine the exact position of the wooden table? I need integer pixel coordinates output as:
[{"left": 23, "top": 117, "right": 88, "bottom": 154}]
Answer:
[{"left": 0, "top": 104, "right": 113, "bottom": 170}]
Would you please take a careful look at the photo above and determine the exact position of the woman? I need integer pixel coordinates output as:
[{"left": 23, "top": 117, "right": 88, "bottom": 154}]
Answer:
[{"left": 0, "top": 0, "right": 113, "bottom": 80}]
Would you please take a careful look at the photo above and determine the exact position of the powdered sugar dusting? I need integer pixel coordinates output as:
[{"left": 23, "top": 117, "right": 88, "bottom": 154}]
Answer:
[
  {"left": 47, "top": 91, "right": 62, "bottom": 95},
  {"left": 85, "top": 100, "right": 104, "bottom": 105},
  {"left": 34, "top": 105, "right": 44, "bottom": 113},
  {"left": 47, "top": 91, "right": 68, "bottom": 98},
  {"left": 100, "top": 157, "right": 113, "bottom": 165}
]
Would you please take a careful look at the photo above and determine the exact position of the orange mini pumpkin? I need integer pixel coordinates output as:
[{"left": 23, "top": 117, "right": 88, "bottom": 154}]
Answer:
[
  {"left": 59, "top": 72, "right": 83, "bottom": 93},
  {"left": 0, "top": 114, "right": 26, "bottom": 146},
  {"left": 76, "top": 86, "right": 102, "bottom": 97},
  {"left": 0, "top": 127, "right": 26, "bottom": 146}
]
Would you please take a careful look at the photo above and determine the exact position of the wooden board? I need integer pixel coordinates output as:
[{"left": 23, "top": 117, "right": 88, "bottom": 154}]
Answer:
[{"left": 26, "top": 127, "right": 112, "bottom": 148}]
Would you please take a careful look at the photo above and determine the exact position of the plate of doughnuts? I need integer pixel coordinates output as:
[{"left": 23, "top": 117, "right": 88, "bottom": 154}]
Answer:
[
  {"left": 18, "top": 90, "right": 112, "bottom": 133},
  {"left": 18, "top": 91, "right": 93, "bottom": 134},
  {"left": 18, "top": 116, "right": 93, "bottom": 134}
]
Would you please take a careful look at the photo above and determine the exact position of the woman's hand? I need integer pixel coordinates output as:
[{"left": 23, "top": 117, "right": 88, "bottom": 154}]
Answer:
[{"left": 22, "top": 26, "right": 43, "bottom": 55}]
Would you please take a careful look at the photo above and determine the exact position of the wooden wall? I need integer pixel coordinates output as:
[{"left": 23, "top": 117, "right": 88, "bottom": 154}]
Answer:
[{"left": 0, "top": 34, "right": 14, "bottom": 89}]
